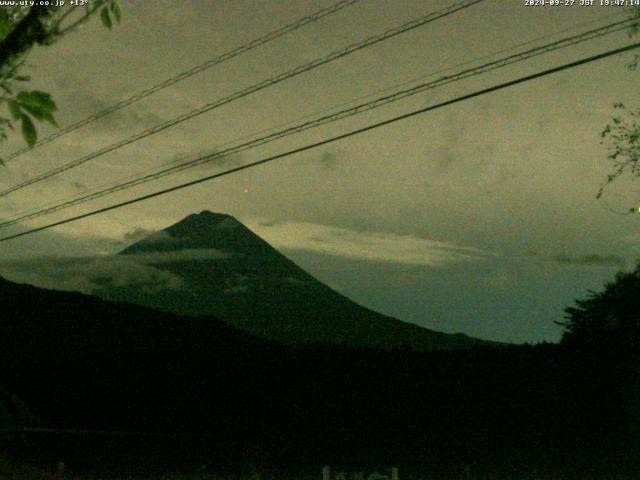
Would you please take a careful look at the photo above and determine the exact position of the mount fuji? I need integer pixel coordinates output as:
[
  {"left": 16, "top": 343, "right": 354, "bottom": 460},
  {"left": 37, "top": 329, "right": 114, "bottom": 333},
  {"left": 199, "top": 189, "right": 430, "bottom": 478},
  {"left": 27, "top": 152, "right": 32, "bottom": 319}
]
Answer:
[{"left": 97, "top": 210, "right": 488, "bottom": 351}]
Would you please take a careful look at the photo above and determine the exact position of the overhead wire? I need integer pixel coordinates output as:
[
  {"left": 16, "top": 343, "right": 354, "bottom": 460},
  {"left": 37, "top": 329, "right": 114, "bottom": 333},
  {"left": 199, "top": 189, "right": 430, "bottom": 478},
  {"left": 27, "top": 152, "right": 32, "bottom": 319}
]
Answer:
[
  {"left": 3, "top": 0, "right": 363, "bottom": 162},
  {"left": 0, "top": 15, "right": 634, "bottom": 229},
  {"left": 51, "top": 9, "right": 630, "bottom": 200},
  {"left": 6, "top": 7, "right": 614, "bottom": 228},
  {"left": 0, "top": 0, "right": 485, "bottom": 199},
  {"left": 1, "top": 40, "right": 639, "bottom": 243}
]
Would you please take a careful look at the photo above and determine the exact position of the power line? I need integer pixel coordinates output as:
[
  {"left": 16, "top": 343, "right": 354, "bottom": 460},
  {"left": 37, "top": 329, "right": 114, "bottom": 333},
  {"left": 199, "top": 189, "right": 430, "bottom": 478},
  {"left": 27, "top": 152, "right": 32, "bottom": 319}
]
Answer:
[
  {"left": 0, "top": 17, "right": 632, "bottom": 227},
  {"left": 0, "top": 0, "right": 484, "bottom": 199},
  {"left": 10, "top": 11, "right": 626, "bottom": 225},
  {"left": 5, "top": 13, "right": 624, "bottom": 227},
  {"left": 1, "top": 40, "right": 638, "bottom": 243},
  {"left": 0, "top": 16, "right": 633, "bottom": 229},
  {"left": 3, "top": 0, "right": 362, "bottom": 162}
]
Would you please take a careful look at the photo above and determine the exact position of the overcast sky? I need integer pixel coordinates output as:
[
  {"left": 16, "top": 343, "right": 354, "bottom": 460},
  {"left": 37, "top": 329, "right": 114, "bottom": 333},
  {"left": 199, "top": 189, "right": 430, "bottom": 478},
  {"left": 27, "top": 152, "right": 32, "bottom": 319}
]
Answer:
[{"left": 0, "top": 0, "right": 638, "bottom": 343}]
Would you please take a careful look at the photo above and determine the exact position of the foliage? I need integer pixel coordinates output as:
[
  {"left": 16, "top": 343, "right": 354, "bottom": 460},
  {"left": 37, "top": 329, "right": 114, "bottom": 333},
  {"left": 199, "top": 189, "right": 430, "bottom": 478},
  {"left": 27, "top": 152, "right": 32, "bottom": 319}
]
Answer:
[
  {"left": 598, "top": 102, "right": 640, "bottom": 201},
  {"left": 0, "top": 0, "right": 121, "bottom": 163},
  {"left": 598, "top": 6, "right": 640, "bottom": 199},
  {"left": 1, "top": 273, "right": 636, "bottom": 478},
  {"left": 626, "top": 6, "right": 640, "bottom": 70},
  {"left": 557, "top": 262, "right": 640, "bottom": 346}
]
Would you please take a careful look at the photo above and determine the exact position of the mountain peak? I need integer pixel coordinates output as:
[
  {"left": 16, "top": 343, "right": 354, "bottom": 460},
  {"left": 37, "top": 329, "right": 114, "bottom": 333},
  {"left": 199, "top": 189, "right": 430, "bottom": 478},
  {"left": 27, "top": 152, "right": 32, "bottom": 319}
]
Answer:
[
  {"left": 179, "top": 210, "right": 235, "bottom": 226},
  {"left": 119, "top": 211, "right": 274, "bottom": 257}
]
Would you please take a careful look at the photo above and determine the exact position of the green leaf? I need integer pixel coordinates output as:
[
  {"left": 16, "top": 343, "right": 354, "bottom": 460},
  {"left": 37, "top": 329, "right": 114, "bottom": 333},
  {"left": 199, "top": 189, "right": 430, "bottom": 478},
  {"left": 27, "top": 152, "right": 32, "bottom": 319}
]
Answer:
[
  {"left": 0, "top": 10, "right": 12, "bottom": 41},
  {"left": 41, "top": 110, "right": 59, "bottom": 128},
  {"left": 16, "top": 90, "right": 57, "bottom": 113},
  {"left": 19, "top": 103, "right": 45, "bottom": 120},
  {"left": 100, "top": 7, "right": 112, "bottom": 29},
  {"left": 86, "top": 1, "right": 100, "bottom": 15},
  {"left": 110, "top": 0, "right": 122, "bottom": 22},
  {"left": 14, "top": 75, "right": 30, "bottom": 82},
  {"left": 20, "top": 114, "right": 36, "bottom": 147},
  {"left": 1, "top": 83, "right": 13, "bottom": 95},
  {"left": 7, "top": 99, "right": 21, "bottom": 120}
]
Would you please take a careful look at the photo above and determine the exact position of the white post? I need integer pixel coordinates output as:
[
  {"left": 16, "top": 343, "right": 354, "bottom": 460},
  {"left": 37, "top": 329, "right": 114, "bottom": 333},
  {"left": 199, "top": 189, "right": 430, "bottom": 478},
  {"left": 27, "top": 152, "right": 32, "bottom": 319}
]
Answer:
[
  {"left": 391, "top": 467, "right": 398, "bottom": 480},
  {"left": 323, "top": 465, "right": 331, "bottom": 480}
]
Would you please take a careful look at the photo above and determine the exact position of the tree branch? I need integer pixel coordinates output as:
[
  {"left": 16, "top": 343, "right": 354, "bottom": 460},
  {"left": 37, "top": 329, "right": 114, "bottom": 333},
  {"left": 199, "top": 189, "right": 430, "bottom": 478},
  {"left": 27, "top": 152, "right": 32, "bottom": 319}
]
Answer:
[
  {"left": 0, "top": 6, "right": 55, "bottom": 68},
  {"left": 56, "top": 1, "right": 108, "bottom": 36}
]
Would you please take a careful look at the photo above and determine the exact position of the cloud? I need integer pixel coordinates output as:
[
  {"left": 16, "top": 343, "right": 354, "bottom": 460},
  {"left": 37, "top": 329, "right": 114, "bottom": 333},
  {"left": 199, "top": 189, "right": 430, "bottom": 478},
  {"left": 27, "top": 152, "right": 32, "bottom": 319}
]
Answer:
[
  {"left": 0, "top": 226, "right": 125, "bottom": 260},
  {"left": 319, "top": 151, "right": 337, "bottom": 168},
  {"left": 479, "top": 271, "right": 512, "bottom": 290},
  {"left": 291, "top": 150, "right": 341, "bottom": 170},
  {"left": 122, "top": 227, "right": 173, "bottom": 244},
  {"left": 0, "top": 249, "right": 231, "bottom": 294},
  {"left": 257, "top": 219, "right": 280, "bottom": 227},
  {"left": 123, "top": 227, "right": 158, "bottom": 243},
  {"left": 431, "top": 120, "right": 466, "bottom": 169},
  {"left": 0, "top": 257, "right": 183, "bottom": 295},
  {"left": 248, "top": 220, "right": 490, "bottom": 267},
  {"left": 551, "top": 254, "right": 626, "bottom": 269},
  {"left": 72, "top": 93, "right": 164, "bottom": 133},
  {"left": 120, "top": 249, "right": 232, "bottom": 263}
]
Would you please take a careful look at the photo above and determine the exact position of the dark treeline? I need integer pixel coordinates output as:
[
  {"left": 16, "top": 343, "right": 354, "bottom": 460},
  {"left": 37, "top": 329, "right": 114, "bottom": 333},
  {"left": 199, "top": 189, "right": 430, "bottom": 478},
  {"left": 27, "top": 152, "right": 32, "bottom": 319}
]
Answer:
[{"left": 0, "top": 276, "right": 638, "bottom": 479}]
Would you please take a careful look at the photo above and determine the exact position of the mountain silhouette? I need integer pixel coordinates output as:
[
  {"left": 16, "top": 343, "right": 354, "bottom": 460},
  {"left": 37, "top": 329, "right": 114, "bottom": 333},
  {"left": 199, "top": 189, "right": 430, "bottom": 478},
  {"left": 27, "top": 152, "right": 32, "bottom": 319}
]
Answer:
[{"left": 98, "top": 210, "right": 489, "bottom": 351}]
